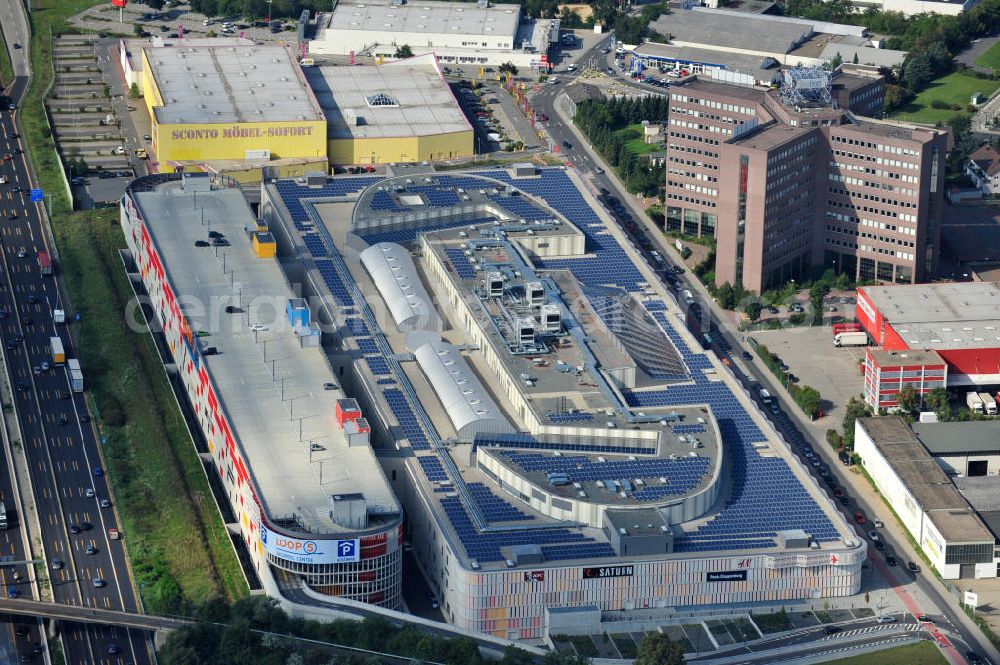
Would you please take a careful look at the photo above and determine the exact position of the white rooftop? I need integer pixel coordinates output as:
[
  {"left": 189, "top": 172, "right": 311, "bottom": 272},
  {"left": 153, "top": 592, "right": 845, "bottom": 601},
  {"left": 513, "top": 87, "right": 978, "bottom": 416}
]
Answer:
[
  {"left": 863, "top": 282, "right": 1000, "bottom": 349},
  {"left": 306, "top": 55, "right": 472, "bottom": 139},
  {"left": 132, "top": 179, "right": 398, "bottom": 534},
  {"left": 144, "top": 44, "right": 324, "bottom": 124},
  {"left": 328, "top": 0, "right": 522, "bottom": 37}
]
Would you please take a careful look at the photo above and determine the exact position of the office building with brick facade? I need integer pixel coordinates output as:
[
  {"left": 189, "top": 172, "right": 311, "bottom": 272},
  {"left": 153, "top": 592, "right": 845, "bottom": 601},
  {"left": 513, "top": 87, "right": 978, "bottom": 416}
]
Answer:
[{"left": 664, "top": 68, "right": 946, "bottom": 292}]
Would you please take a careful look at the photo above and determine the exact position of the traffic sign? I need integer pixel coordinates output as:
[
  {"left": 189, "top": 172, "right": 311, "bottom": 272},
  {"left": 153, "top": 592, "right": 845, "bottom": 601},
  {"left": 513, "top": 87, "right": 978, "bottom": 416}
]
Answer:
[{"left": 30, "top": 189, "right": 43, "bottom": 202}]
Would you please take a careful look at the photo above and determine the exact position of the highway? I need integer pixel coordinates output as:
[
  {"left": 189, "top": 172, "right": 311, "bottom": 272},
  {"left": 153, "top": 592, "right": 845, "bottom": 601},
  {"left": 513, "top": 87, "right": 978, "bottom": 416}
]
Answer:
[
  {"left": 0, "top": 1, "right": 154, "bottom": 662},
  {"left": 528, "top": 36, "right": 996, "bottom": 665}
]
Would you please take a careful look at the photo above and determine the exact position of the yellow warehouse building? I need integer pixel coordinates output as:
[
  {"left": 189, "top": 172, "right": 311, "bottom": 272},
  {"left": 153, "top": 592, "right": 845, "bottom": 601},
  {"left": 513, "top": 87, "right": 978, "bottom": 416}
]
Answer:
[
  {"left": 304, "top": 54, "right": 474, "bottom": 165},
  {"left": 139, "top": 44, "right": 327, "bottom": 165}
]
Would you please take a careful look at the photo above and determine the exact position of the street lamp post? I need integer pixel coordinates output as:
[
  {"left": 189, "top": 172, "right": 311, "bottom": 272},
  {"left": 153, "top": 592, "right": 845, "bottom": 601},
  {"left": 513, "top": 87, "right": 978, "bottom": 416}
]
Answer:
[{"left": 267, "top": 0, "right": 273, "bottom": 25}]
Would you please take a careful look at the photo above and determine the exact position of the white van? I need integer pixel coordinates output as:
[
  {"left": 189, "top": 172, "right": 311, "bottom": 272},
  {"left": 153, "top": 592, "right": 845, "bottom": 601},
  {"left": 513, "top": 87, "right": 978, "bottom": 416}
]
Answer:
[
  {"left": 681, "top": 289, "right": 694, "bottom": 304},
  {"left": 760, "top": 389, "right": 773, "bottom": 404}
]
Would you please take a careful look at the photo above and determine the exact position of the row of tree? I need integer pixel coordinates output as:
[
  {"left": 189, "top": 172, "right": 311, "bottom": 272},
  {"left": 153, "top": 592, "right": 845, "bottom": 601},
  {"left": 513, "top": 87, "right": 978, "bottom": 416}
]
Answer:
[
  {"left": 160, "top": 596, "right": 688, "bottom": 665},
  {"left": 573, "top": 96, "right": 668, "bottom": 197}
]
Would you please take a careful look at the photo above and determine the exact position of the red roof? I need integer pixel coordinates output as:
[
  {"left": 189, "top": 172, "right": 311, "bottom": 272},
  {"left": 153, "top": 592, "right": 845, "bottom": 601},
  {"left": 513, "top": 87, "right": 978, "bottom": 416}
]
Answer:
[{"left": 969, "top": 143, "right": 1000, "bottom": 177}]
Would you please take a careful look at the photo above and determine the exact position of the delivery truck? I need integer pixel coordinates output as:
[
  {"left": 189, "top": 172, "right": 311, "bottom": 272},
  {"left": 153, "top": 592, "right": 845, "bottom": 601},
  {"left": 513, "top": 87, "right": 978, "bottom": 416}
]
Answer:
[
  {"left": 832, "top": 322, "right": 862, "bottom": 336},
  {"left": 979, "top": 392, "right": 997, "bottom": 415},
  {"left": 68, "top": 359, "right": 83, "bottom": 393},
  {"left": 37, "top": 251, "right": 52, "bottom": 276},
  {"left": 967, "top": 391, "right": 985, "bottom": 414},
  {"left": 834, "top": 331, "right": 869, "bottom": 347},
  {"left": 50, "top": 337, "right": 65, "bottom": 365}
]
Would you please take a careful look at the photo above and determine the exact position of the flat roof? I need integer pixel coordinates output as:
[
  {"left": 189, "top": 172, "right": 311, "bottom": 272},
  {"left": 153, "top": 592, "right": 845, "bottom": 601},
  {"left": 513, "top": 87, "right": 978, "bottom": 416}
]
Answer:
[
  {"left": 306, "top": 55, "right": 471, "bottom": 140},
  {"left": 632, "top": 42, "right": 780, "bottom": 80},
  {"left": 866, "top": 348, "right": 945, "bottom": 367},
  {"left": 913, "top": 421, "right": 1000, "bottom": 456},
  {"left": 328, "top": 0, "right": 521, "bottom": 37},
  {"left": 650, "top": 10, "right": 812, "bottom": 55},
  {"left": 144, "top": 44, "right": 323, "bottom": 124},
  {"left": 862, "top": 282, "right": 1000, "bottom": 350},
  {"left": 857, "top": 417, "right": 993, "bottom": 543},
  {"left": 132, "top": 178, "right": 397, "bottom": 534}
]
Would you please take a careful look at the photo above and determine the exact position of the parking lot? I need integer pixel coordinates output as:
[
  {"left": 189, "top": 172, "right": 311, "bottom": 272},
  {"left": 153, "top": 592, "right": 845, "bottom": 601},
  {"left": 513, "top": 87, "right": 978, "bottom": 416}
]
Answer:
[
  {"left": 748, "top": 325, "right": 868, "bottom": 429},
  {"left": 69, "top": 1, "right": 304, "bottom": 42},
  {"left": 450, "top": 79, "right": 540, "bottom": 152}
]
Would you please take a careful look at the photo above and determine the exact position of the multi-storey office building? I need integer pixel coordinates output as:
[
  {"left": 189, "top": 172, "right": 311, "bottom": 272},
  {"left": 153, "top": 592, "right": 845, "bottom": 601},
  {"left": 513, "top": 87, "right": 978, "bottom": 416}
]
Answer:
[{"left": 664, "top": 70, "right": 946, "bottom": 292}]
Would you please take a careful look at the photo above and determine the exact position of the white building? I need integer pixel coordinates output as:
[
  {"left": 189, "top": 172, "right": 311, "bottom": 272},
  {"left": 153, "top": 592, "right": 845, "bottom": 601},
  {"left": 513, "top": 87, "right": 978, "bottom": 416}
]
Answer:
[
  {"left": 862, "top": 0, "right": 979, "bottom": 16},
  {"left": 309, "top": 0, "right": 559, "bottom": 69},
  {"left": 966, "top": 143, "right": 1000, "bottom": 197},
  {"left": 854, "top": 417, "right": 998, "bottom": 580}
]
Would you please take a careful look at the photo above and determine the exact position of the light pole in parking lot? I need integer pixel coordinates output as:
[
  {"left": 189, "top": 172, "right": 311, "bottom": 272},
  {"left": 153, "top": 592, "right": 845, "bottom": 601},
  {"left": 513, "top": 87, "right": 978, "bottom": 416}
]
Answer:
[{"left": 267, "top": 0, "right": 273, "bottom": 25}]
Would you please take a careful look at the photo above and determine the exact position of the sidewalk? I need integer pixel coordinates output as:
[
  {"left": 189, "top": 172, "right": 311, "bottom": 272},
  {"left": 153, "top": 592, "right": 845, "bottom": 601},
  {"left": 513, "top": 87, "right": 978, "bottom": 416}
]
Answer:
[{"left": 550, "top": 93, "right": 997, "bottom": 665}]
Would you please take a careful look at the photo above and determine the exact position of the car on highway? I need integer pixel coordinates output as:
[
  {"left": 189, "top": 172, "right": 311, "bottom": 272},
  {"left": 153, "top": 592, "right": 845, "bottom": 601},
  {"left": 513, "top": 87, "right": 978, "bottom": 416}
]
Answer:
[
  {"left": 91, "top": 578, "right": 106, "bottom": 588},
  {"left": 822, "top": 625, "right": 840, "bottom": 634},
  {"left": 885, "top": 554, "right": 897, "bottom": 566},
  {"left": 93, "top": 467, "right": 103, "bottom": 477},
  {"left": 85, "top": 488, "right": 95, "bottom": 498},
  {"left": 876, "top": 615, "right": 897, "bottom": 624},
  {"left": 108, "top": 644, "right": 121, "bottom": 655},
  {"left": 7, "top": 586, "right": 18, "bottom": 598},
  {"left": 854, "top": 512, "right": 866, "bottom": 524},
  {"left": 908, "top": 561, "right": 921, "bottom": 573},
  {"left": 867, "top": 530, "right": 879, "bottom": 541},
  {"left": 742, "top": 351, "right": 753, "bottom": 362},
  {"left": 967, "top": 651, "right": 984, "bottom": 664},
  {"left": 15, "top": 381, "right": 27, "bottom": 392},
  {"left": 68, "top": 524, "right": 81, "bottom": 534},
  {"left": 917, "top": 615, "right": 933, "bottom": 623},
  {"left": 100, "top": 499, "right": 111, "bottom": 509},
  {"left": 85, "top": 544, "right": 97, "bottom": 555},
  {"left": 873, "top": 519, "right": 884, "bottom": 528},
  {"left": 50, "top": 559, "right": 63, "bottom": 570},
  {"left": 562, "top": 140, "right": 573, "bottom": 149}
]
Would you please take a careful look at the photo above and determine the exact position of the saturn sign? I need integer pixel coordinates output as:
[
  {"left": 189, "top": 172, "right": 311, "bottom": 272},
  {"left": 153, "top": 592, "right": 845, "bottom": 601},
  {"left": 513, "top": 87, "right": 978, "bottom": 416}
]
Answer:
[{"left": 260, "top": 525, "right": 359, "bottom": 564}]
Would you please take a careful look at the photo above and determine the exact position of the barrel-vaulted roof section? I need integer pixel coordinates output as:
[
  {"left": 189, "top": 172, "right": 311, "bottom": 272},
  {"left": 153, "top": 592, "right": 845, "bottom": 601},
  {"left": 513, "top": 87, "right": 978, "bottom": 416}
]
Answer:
[
  {"left": 414, "top": 341, "right": 514, "bottom": 441},
  {"left": 360, "top": 242, "right": 440, "bottom": 332}
]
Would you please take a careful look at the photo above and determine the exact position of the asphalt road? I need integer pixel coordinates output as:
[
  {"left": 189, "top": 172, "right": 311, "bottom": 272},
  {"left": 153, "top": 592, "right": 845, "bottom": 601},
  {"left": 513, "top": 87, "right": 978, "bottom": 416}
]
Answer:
[
  {"left": 527, "top": 38, "right": 995, "bottom": 665},
  {"left": 0, "top": 8, "right": 154, "bottom": 656}
]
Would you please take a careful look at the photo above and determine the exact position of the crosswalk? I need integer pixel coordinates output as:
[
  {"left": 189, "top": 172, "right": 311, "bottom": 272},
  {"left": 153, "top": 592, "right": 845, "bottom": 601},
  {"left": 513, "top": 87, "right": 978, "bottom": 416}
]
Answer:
[{"left": 820, "top": 623, "right": 920, "bottom": 641}]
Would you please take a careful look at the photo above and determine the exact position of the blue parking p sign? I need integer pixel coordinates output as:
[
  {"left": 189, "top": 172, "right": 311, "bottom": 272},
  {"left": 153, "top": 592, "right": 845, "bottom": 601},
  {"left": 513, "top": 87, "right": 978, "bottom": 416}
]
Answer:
[
  {"left": 30, "top": 189, "right": 43, "bottom": 202},
  {"left": 336, "top": 539, "right": 358, "bottom": 562}
]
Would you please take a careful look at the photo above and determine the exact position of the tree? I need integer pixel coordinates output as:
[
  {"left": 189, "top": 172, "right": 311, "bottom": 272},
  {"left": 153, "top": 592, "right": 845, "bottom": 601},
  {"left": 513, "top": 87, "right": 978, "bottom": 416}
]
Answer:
[
  {"left": 924, "top": 387, "right": 951, "bottom": 421},
  {"left": 716, "top": 282, "right": 736, "bottom": 310},
  {"left": 499, "top": 62, "right": 518, "bottom": 76},
  {"left": 744, "top": 301, "right": 762, "bottom": 322},
  {"left": 829, "top": 52, "right": 844, "bottom": 69},
  {"left": 395, "top": 44, "right": 413, "bottom": 59},
  {"left": 133, "top": 23, "right": 145, "bottom": 36},
  {"left": 853, "top": 51, "right": 859, "bottom": 64},
  {"left": 147, "top": 0, "right": 166, "bottom": 10},
  {"left": 129, "top": 82, "right": 141, "bottom": 99},
  {"left": 895, "top": 384, "right": 919, "bottom": 414},
  {"left": 842, "top": 396, "right": 871, "bottom": 448},
  {"left": 635, "top": 632, "right": 684, "bottom": 665},
  {"left": 796, "top": 385, "right": 822, "bottom": 419}
]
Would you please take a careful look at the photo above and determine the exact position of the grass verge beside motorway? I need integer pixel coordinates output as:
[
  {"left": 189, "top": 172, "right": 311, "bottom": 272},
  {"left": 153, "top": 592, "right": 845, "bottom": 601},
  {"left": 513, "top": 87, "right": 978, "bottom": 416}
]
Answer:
[
  {"left": 0, "top": 27, "right": 13, "bottom": 89},
  {"left": 22, "top": 1, "right": 247, "bottom": 612}
]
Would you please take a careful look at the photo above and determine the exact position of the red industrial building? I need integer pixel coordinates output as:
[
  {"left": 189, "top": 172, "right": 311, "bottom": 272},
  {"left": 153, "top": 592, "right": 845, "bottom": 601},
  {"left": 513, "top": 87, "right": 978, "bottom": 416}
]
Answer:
[{"left": 856, "top": 283, "right": 1000, "bottom": 408}]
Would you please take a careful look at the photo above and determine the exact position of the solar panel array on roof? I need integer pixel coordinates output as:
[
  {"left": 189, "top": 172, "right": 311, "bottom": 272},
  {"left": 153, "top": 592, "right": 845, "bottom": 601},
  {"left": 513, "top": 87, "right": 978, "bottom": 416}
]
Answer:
[
  {"left": 270, "top": 169, "right": 843, "bottom": 560},
  {"left": 382, "top": 388, "right": 432, "bottom": 451},
  {"left": 418, "top": 455, "right": 448, "bottom": 482},
  {"left": 315, "top": 259, "right": 355, "bottom": 307},
  {"left": 359, "top": 216, "right": 497, "bottom": 246},
  {"left": 303, "top": 234, "right": 329, "bottom": 257},
  {"left": 467, "top": 482, "right": 533, "bottom": 523},
  {"left": 445, "top": 248, "right": 477, "bottom": 279},
  {"left": 441, "top": 497, "right": 613, "bottom": 562},
  {"left": 503, "top": 452, "right": 710, "bottom": 496}
]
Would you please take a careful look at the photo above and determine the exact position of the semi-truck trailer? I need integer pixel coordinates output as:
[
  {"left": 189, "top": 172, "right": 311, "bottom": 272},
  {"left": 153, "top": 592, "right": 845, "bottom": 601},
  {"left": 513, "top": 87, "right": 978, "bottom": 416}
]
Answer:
[
  {"left": 834, "top": 331, "right": 869, "bottom": 347},
  {"left": 0, "top": 502, "right": 7, "bottom": 530},
  {"left": 967, "top": 391, "right": 985, "bottom": 414},
  {"left": 979, "top": 392, "right": 997, "bottom": 416},
  {"left": 68, "top": 359, "right": 83, "bottom": 393},
  {"left": 50, "top": 337, "right": 65, "bottom": 365},
  {"left": 37, "top": 251, "right": 52, "bottom": 276}
]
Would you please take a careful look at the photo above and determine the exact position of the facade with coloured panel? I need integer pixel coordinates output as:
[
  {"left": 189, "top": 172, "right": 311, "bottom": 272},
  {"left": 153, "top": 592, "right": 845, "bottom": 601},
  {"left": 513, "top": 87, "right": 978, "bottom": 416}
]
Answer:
[
  {"left": 856, "top": 283, "right": 1000, "bottom": 391},
  {"left": 120, "top": 174, "right": 403, "bottom": 609},
  {"left": 260, "top": 167, "right": 866, "bottom": 640}
]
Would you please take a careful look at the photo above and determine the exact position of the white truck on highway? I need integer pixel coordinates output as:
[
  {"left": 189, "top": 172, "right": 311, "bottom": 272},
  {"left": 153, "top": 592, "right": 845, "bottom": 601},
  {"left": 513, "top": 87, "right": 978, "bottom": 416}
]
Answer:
[
  {"left": 834, "top": 331, "right": 869, "bottom": 347},
  {"left": 967, "top": 391, "right": 985, "bottom": 414}
]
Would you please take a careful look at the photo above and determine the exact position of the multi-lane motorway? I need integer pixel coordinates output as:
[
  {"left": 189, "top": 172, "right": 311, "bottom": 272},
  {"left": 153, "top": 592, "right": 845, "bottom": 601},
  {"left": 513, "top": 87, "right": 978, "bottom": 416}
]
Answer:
[{"left": 0, "top": 5, "right": 154, "bottom": 659}]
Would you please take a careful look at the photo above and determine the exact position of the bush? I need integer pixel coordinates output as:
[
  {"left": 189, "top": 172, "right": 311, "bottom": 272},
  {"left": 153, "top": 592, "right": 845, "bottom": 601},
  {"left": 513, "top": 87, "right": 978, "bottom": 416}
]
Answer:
[
  {"left": 826, "top": 428, "right": 843, "bottom": 449},
  {"left": 930, "top": 99, "right": 950, "bottom": 109}
]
